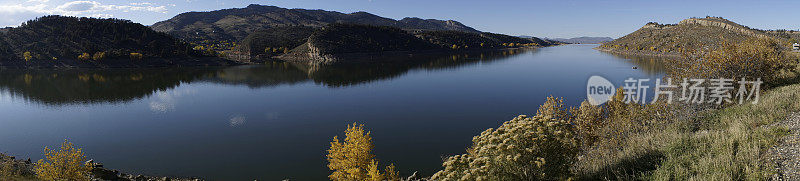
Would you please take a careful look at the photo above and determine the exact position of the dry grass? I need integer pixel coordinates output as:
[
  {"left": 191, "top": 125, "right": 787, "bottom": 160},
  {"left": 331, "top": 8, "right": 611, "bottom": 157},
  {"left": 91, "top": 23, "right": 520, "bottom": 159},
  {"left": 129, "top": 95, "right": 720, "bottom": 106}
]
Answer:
[{"left": 573, "top": 84, "right": 800, "bottom": 180}]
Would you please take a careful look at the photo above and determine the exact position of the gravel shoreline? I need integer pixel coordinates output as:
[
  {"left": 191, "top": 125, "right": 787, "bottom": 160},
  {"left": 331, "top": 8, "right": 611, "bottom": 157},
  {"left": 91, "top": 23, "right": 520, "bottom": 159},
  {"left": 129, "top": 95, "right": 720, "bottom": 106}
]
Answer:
[
  {"left": 769, "top": 112, "right": 800, "bottom": 180},
  {"left": 0, "top": 154, "right": 203, "bottom": 181}
]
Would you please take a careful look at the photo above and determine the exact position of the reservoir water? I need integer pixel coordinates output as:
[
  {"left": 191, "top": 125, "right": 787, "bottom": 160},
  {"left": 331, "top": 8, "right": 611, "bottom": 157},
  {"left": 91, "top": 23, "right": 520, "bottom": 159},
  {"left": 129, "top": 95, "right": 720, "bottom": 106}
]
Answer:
[{"left": 0, "top": 44, "right": 667, "bottom": 180}]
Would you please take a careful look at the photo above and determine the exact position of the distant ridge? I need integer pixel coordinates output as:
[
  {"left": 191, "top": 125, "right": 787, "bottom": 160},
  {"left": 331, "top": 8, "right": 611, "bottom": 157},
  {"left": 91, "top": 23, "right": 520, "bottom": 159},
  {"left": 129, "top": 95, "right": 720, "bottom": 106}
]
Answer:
[
  {"left": 547, "top": 37, "right": 614, "bottom": 44},
  {"left": 151, "top": 4, "right": 480, "bottom": 43}
]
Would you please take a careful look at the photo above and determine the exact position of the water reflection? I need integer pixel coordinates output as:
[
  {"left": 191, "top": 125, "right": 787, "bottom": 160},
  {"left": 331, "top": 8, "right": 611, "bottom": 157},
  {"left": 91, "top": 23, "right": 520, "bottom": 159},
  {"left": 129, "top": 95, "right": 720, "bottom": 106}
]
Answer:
[
  {"left": 0, "top": 49, "right": 529, "bottom": 105},
  {"left": 0, "top": 68, "right": 213, "bottom": 106},
  {"left": 149, "top": 89, "right": 198, "bottom": 113},
  {"left": 0, "top": 45, "right": 669, "bottom": 180},
  {"left": 229, "top": 114, "right": 247, "bottom": 127},
  {"left": 600, "top": 52, "right": 671, "bottom": 76},
  {"left": 300, "top": 49, "right": 530, "bottom": 87}
]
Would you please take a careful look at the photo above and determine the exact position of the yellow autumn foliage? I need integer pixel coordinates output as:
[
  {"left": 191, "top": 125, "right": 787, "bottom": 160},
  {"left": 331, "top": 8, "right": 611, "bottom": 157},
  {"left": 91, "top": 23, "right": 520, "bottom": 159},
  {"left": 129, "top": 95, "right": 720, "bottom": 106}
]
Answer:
[
  {"left": 78, "top": 53, "right": 91, "bottom": 61},
  {"left": 667, "top": 37, "right": 790, "bottom": 82},
  {"left": 536, "top": 96, "right": 569, "bottom": 120},
  {"left": 571, "top": 100, "right": 604, "bottom": 147},
  {"left": 23, "top": 52, "right": 32, "bottom": 62},
  {"left": 34, "top": 139, "right": 91, "bottom": 181},
  {"left": 92, "top": 52, "right": 106, "bottom": 61},
  {"left": 366, "top": 160, "right": 383, "bottom": 181},
  {"left": 327, "top": 123, "right": 398, "bottom": 181},
  {"left": 129, "top": 53, "right": 143, "bottom": 60},
  {"left": 431, "top": 114, "right": 579, "bottom": 180},
  {"left": 0, "top": 159, "right": 20, "bottom": 180}
]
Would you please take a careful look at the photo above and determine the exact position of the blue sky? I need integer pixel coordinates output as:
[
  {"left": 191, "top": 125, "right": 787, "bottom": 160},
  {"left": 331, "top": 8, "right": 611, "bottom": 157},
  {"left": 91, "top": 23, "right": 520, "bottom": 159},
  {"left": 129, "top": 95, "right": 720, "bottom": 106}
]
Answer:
[{"left": 1, "top": 0, "right": 798, "bottom": 38}]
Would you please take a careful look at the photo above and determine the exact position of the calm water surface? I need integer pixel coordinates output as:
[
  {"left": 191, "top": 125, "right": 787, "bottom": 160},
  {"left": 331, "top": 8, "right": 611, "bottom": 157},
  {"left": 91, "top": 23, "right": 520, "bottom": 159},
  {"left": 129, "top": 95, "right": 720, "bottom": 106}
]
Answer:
[{"left": 0, "top": 44, "right": 666, "bottom": 180}]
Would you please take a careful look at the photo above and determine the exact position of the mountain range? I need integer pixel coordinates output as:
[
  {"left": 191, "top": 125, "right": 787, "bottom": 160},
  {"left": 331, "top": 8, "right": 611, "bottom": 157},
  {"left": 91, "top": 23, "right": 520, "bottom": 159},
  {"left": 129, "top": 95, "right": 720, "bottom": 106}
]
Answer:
[
  {"left": 151, "top": 4, "right": 480, "bottom": 43},
  {"left": 0, "top": 4, "right": 555, "bottom": 68},
  {"left": 546, "top": 37, "right": 614, "bottom": 44}
]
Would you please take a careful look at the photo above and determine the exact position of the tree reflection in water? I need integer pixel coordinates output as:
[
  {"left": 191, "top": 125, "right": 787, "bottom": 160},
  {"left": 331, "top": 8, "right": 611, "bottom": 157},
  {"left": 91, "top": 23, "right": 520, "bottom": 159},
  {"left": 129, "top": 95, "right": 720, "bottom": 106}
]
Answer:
[{"left": 0, "top": 49, "right": 530, "bottom": 106}]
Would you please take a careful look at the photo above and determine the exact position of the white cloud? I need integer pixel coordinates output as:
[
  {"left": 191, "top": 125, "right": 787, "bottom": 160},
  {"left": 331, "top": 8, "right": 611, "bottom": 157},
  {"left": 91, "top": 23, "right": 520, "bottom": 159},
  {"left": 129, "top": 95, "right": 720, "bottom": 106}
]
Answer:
[
  {"left": 55, "top": 1, "right": 168, "bottom": 15},
  {"left": 57, "top": 1, "right": 102, "bottom": 12},
  {"left": 0, "top": 1, "right": 167, "bottom": 27},
  {"left": 0, "top": 4, "right": 49, "bottom": 14},
  {"left": 148, "top": 88, "right": 196, "bottom": 113},
  {"left": 229, "top": 114, "right": 246, "bottom": 127},
  {"left": 129, "top": 2, "right": 155, "bottom": 6},
  {"left": 0, "top": 4, "right": 50, "bottom": 27},
  {"left": 90, "top": 13, "right": 114, "bottom": 18}
]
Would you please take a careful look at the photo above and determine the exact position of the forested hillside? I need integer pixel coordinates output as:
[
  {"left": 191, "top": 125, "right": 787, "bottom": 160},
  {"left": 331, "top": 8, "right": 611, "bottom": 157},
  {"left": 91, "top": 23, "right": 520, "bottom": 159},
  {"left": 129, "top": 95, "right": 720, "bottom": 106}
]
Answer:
[
  {"left": 151, "top": 4, "right": 479, "bottom": 45},
  {"left": 307, "top": 24, "right": 438, "bottom": 55},
  {"left": 232, "top": 26, "right": 318, "bottom": 57},
  {"left": 278, "top": 23, "right": 545, "bottom": 64},
  {"left": 0, "top": 15, "right": 232, "bottom": 68},
  {"left": 415, "top": 30, "right": 552, "bottom": 49}
]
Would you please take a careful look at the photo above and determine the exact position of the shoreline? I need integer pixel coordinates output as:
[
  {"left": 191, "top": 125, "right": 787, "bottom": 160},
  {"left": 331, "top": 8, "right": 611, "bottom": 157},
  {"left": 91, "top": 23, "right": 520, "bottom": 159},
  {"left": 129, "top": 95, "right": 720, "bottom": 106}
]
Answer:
[
  {"left": 0, "top": 46, "right": 557, "bottom": 69},
  {"left": 593, "top": 47, "right": 682, "bottom": 58},
  {"left": 0, "top": 57, "right": 241, "bottom": 70},
  {"left": 277, "top": 46, "right": 552, "bottom": 65},
  {"left": 0, "top": 153, "right": 204, "bottom": 181}
]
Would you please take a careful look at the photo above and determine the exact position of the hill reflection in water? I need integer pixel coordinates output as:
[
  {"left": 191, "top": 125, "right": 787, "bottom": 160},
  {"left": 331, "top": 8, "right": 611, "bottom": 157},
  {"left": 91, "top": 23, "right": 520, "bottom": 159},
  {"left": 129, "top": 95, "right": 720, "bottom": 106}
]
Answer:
[
  {"left": 0, "top": 49, "right": 529, "bottom": 106},
  {"left": 599, "top": 51, "right": 671, "bottom": 76}
]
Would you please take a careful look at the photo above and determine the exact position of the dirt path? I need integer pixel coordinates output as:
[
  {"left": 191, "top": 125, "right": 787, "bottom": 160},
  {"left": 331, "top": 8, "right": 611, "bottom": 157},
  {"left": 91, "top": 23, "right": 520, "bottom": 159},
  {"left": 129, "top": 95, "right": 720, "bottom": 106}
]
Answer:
[{"left": 769, "top": 112, "right": 800, "bottom": 180}]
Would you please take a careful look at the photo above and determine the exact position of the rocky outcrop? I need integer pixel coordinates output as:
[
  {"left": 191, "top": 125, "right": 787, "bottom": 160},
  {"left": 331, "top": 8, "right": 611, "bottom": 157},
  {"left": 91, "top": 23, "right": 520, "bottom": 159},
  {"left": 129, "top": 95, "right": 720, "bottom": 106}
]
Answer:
[
  {"left": 641, "top": 22, "right": 676, "bottom": 30},
  {"left": 678, "top": 17, "right": 771, "bottom": 39}
]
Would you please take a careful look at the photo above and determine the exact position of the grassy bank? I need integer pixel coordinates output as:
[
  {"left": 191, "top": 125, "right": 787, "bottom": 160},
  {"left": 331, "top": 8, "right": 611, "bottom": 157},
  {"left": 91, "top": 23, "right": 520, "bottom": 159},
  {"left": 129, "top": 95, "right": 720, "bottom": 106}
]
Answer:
[
  {"left": 653, "top": 84, "right": 799, "bottom": 180},
  {"left": 574, "top": 84, "right": 800, "bottom": 180}
]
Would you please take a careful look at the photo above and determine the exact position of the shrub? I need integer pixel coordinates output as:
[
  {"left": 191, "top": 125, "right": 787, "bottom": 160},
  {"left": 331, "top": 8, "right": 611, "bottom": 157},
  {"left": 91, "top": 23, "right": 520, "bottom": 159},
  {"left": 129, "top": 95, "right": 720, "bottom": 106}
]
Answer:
[
  {"left": 384, "top": 163, "right": 399, "bottom": 181},
  {"left": 536, "top": 96, "right": 569, "bottom": 120},
  {"left": 571, "top": 100, "right": 604, "bottom": 147},
  {"left": 78, "top": 53, "right": 90, "bottom": 61},
  {"left": 92, "top": 52, "right": 106, "bottom": 61},
  {"left": 327, "top": 123, "right": 397, "bottom": 181},
  {"left": 34, "top": 139, "right": 91, "bottom": 181},
  {"left": 431, "top": 114, "right": 579, "bottom": 180},
  {"left": 667, "top": 37, "right": 790, "bottom": 83},
  {"left": 0, "top": 160, "right": 19, "bottom": 180}
]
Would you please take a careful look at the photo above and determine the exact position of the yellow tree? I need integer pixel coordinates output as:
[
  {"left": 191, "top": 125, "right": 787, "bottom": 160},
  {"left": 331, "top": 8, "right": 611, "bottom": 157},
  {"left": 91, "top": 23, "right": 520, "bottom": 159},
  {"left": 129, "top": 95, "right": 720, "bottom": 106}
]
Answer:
[
  {"left": 366, "top": 160, "right": 384, "bottom": 181},
  {"left": 327, "top": 123, "right": 400, "bottom": 181},
  {"left": 23, "top": 52, "right": 32, "bottom": 61},
  {"left": 78, "top": 53, "right": 91, "bottom": 61},
  {"left": 327, "top": 123, "right": 375, "bottom": 180},
  {"left": 92, "top": 52, "right": 106, "bottom": 61},
  {"left": 34, "top": 139, "right": 91, "bottom": 181}
]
